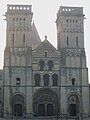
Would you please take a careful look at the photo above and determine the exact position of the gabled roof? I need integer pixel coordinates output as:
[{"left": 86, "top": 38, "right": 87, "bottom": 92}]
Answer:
[
  {"left": 31, "top": 22, "right": 41, "bottom": 49},
  {"left": 34, "top": 36, "right": 59, "bottom": 56}
]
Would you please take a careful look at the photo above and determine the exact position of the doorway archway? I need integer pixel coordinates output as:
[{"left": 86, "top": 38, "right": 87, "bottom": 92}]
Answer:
[
  {"left": 47, "top": 104, "right": 53, "bottom": 116},
  {"left": 10, "top": 93, "right": 25, "bottom": 116},
  {"left": 38, "top": 104, "right": 45, "bottom": 116},
  {"left": 68, "top": 95, "right": 79, "bottom": 116},
  {"left": 14, "top": 104, "right": 22, "bottom": 116},
  {"left": 33, "top": 88, "right": 59, "bottom": 116}
]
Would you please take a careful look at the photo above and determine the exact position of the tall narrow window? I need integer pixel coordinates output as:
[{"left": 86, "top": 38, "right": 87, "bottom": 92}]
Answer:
[
  {"left": 76, "top": 37, "right": 78, "bottom": 46},
  {"left": 71, "top": 78, "right": 75, "bottom": 85},
  {"left": 67, "top": 36, "right": 69, "bottom": 46},
  {"left": 45, "top": 51, "right": 47, "bottom": 57},
  {"left": 43, "top": 74, "right": 49, "bottom": 86},
  {"left": 48, "top": 61, "right": 53, "bottom": 71},
  {"left": 34, "top": 73, "right": 41, "bottom": 86},
  {"left": 39, "top": 60, "right": 45, "bottom": 71},
  {"left": 52, "top": 74, "right": 58, "bottom": 86},
  {"left": 16, "top": 78, "right": 20, "bottom": 85},
  {"left": 76, "top": 20, "right": 78, "bottom": 23},
  {"left": 66, "top": 19, "right": 68, "bottom": 22},
  {"left": 23, "top": 18, "right": 25, "bottom": 21},
  {"left": 12, "top": 33, "right": 14, "bottom": 46},
  {"left": 23, "top": 34, "right": 25, "bottom": 46}
]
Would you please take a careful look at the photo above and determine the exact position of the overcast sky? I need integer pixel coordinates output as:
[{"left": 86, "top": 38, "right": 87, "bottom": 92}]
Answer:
[{"left": 0, "top": 0, "right": 90, "bottom": 80}]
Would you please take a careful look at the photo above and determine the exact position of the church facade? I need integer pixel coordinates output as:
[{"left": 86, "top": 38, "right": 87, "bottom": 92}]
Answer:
[{"left": 0, "top": 4, "right": 90, "bottom": 118}]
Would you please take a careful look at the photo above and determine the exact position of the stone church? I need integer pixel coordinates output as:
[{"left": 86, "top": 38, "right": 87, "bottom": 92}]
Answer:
[{"left": 0, "top": 4, "right": 90, "bottom": 118}]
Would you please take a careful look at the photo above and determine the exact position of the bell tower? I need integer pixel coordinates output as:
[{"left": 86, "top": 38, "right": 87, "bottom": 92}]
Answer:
[
  {"left": 56, "top": 6, "right": 89, "bottom": 116},
  {"left": 6, "top": 5, "right": 33, "bottom": 47},
  {"left": 56, "top": 6, "right": 84, "bottom": 49},
  {"left": 4, "top": 5, "right": 33, "bottom": 116}
]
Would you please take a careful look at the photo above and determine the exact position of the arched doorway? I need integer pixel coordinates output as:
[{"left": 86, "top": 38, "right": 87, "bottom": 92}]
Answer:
[
  {"left": 68, "top": 95, "right": 79, "bottom": 116},
  {"left": 38, "top": 95, "right": 53, "bottom": 116},
  {"left": 14, "top": 104, "right": 22, "bottom": 116},
  {"left": 33, "top": 88, "right": 59, "bottom": 116},
  {"left": 47, "top": 104, "right": 53, "bottom": 116},
  {"left": 10, "top": 94, "right": 25, "bottom": 116},
  {"left": 38, "top": 104, "right": 45, "bottom": 116},
  {"left": 38, "top": 103, "right": 53, "bottom": 116}
]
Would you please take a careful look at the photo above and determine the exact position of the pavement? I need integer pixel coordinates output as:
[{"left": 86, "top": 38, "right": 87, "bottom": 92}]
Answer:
[
  {"left": 0, "top": 117, "right": 90, "bottom": 120},
  {"left": 0, "top": 116, "right": 90, "bottom": 120}
]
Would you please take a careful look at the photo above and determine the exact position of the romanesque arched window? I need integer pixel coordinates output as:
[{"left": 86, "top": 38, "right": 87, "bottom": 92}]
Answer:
[
  {"left": 39, "top": 60, "right": 45, "bottom": 71},
  {"left": 23, "top": 18, "right": 25, "bottom": 21},
  {"left": 48, "top": 61, "right": 53, "bottom": 71},
  {"left": 43, "top": 74, "right": 49, "bottom": 86},
  {"left": 23, "top": 34, "right": 25, "bottom": 46},
  {"left": 76, "top": 37, "right": 78, "bottom": 46},
  {"left": 52, "top": 74, "right": 58, "bottom": 86},
  {"left": 71, "top": 78, "right": 75, "bottom": 85},
  {"left": 34, "top": 73, "right": 41, "bottom": 86},
  {"left": 16, "top": 77, "right": 20, "bottom": 85},
  {"left": 67, "top": 36, "right": 69, "bottom": 46},
  {"left": 45, "top": 51, "right": 47, "bottom": 57},
  {"left": 12, "top": 33, "right": 14, "bottom": 46}
]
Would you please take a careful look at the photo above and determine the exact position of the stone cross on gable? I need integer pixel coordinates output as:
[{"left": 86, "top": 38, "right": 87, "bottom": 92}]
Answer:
[{"left": 45, "top": 35, "right": 47, "bottom": 40}]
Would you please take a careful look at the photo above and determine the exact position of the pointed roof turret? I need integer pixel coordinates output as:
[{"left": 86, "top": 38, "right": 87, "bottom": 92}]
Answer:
[{"left": 31, "top": 21, "right": 41, "bottom": 49}]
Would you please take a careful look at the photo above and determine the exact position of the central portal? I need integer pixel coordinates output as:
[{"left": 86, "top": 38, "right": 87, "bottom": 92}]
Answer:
[
  {"left": 38, "top": 104, "right": 45, "bottom": 116},
  {"left": 47, "top": 104, "right": 53, "bottom": 116},
  {"left": 38, "top": 104, "right": 53, "bottom": 116},
  {"left": 33, "top": 88, "right": 59, "bottom": 116}
]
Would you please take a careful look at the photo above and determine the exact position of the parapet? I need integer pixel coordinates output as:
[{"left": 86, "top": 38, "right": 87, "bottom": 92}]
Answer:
[
  {"left": 57, "top": 6, "right": 84, "bottom": 17},
  {"left": 7, "top": 4, "right": 32, "bottom": 14}
]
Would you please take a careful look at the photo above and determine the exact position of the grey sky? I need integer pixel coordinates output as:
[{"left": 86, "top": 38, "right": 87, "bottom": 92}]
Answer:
[{"left": 0, "top": 0, "right": 90, "bottom": 80}]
